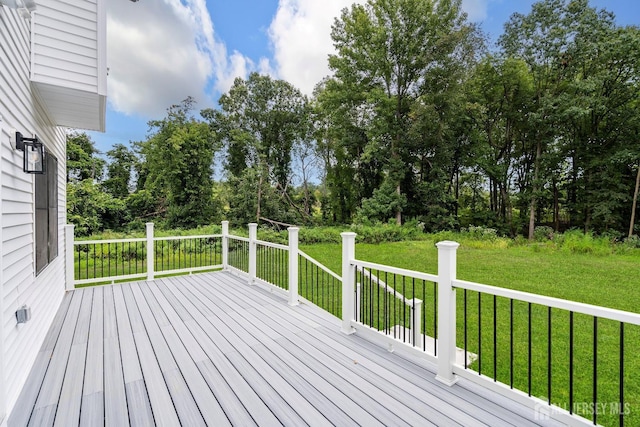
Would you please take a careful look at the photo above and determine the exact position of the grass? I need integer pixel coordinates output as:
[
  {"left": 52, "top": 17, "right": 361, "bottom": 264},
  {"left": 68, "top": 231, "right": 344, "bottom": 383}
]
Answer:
[{"left": 300, "top": 240, "right": 640, "bottom": 426}]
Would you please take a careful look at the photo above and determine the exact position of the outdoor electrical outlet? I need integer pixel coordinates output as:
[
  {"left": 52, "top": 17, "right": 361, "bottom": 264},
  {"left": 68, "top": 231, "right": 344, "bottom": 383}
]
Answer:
[{"left": 16, "top": 305, "right": 31, "bottom": 324}]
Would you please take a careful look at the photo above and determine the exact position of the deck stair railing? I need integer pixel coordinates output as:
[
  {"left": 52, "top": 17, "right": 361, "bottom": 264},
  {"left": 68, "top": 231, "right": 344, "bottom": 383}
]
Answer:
[{"left": 65, "top": 222, "right": 640, "bottom": 426}]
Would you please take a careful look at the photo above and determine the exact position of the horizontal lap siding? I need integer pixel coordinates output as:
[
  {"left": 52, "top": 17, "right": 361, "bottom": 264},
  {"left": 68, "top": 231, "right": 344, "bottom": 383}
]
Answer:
[
  {"left": 31, "top": 0, "right": 99, "bottom": 93},
  {"left": 0, "top": 5, "right": 68, "bottom": 420}
]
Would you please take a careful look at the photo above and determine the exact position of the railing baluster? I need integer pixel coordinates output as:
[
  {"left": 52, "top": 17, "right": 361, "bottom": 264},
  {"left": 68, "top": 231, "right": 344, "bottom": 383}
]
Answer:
[
  {"left": 620, "top": 321, "right": 624, "bottom": 427},
  {"left": 403, "top": 275, "right": 406, "bottom": 343},
  {"left": 422, "top": 280, "right": 426, "bottom": 352},
  {"left": 76, "top": 244, "right": 80, "bottom": 281},
  {"left": 412, "top": 278, "right": 415, "bottom": 345},
  {"left": 548, "top": 306, "right": 552, "bottom": 404},
  {"left": 331, "top": 276, "right": 335, "bottom": 316},
  {"left": 594, "top": 316, "right": 598, "bottom": 426},
  {"left": 464, "top": 288, "right": 468, "bottom": 369},
  {"left": 510, "top": 299, "right": 513, "bottom": 389},
  {"left": 433, "top": 280, "right": 437, "bottom": 357},
  {"left": 569, "top": 311, "right": 574, "bottom": 414},
  {"left": 384, "top": 270, "right": 388, "bottom": 334},
  {"left": 376, "top": 270, "right": 380, "bottom": 330},
  {"left": 478, "top": 292, "right": 482, "bottom": 376},
  {"left": 528, "top": 302, "right": 532, "bottom": 396},
  {"left": 305, "top": 258, "right": 309, "bottom": 300},
  {"left": 391, "top": 272, "right": 395, "bottom": 339},
  {"left": 315, "top": 259, "right": 319, "bottom": 301},
  {"left": 493, "top": 294, "right": 497, "bottom": 381},
  {"left": 321, "top": 262, "right": 325, "bottom": 310}
]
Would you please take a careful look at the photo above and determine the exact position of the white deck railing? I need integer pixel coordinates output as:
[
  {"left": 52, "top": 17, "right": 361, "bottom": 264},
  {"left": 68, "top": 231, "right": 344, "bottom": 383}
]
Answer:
[
  {"left": 66, "top": 222, "right": 223, "bottom": 287},
  {"left": 65, "top": 222, "right": 640, "bottom": 426}
]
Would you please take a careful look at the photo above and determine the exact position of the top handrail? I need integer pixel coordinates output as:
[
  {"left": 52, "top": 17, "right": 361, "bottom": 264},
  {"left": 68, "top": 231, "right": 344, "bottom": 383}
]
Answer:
[
  {"left": 299, "top": 250, "right": 342, "bottom": 282},
  {"left": 255, "top": 239, "right": 288, "bottom": 251},
  {"left": 355, "top": 265, "right": 422, "bottom": 307},
  {"left": 74, "top": 237, "right": 146, "bottom": 245},
  {"left": 353, "top": 258, "right": 439, "bottom": 283},
  {"left": 155, "top": 234, "right": 222, "bottom": 241},
  {"left": 453, "top": 278, "right": 640, "bottom": 326},
  {"left": 75, "top": 234, "right": 223, "bottom": 245}
]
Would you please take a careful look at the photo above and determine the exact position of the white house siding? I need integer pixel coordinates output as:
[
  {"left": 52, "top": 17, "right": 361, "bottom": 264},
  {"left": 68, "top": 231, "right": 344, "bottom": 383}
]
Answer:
[
  {"left": 31, "top": 0, "right": 106, "bottom": 131},
  {"left": 0, "top": 5, "right": 68, "bottom": 418}
]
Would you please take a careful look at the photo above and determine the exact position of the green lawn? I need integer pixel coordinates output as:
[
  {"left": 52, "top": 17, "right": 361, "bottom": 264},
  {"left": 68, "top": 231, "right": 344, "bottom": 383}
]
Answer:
[{"left": 300, "top": 241, "right": 640, "bottom": 426}]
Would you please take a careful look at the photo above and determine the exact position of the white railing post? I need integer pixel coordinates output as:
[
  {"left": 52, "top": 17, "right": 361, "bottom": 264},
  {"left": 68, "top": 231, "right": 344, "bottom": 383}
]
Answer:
[
  {"left": 248, "top": 223, "right": 257, "bottom": 285},
  {"left": 412, "top": 299, "right": 423, "bottom": 348},
  {"left": 146, "top": 222, "right": 154, "bottom": 281},
  {"left": 436, "top": 240, "right": 460, "bottom": 385},
  {"left": 341, "top": 232, "right": 357, "bottom": 335},
  {"left": 221, "top": 221, "right": 229, "bottom": 270},
  {"left": 65, "top": 224, "right": 75, "bottom": 290},
  {"left": 287, "top": 227, "right": 299, "bottom": 306}
]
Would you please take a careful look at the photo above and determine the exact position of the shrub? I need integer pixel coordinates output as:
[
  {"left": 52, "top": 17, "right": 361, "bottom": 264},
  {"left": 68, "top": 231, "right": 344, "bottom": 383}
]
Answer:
[
  {"left": 623, "top": 235, "right": 640, "bottom": 249},
  {"left": 533, "top": 226, "right": 554, "bottom": 242},
  {"left": 461, "top": 225, "right": 499, "bottom": 241},
  {"left": 559, "top": 230, "right": 612, "bottom": 255}
]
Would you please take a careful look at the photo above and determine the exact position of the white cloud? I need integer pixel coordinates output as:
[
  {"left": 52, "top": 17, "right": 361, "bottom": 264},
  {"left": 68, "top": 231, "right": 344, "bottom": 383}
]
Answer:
[
  {"left": 267, "top": 0, "right": 491, "bottom": 96},
  {"left": 107, "top": 0, "right": 252, "bottom": 118},
  {"left": 267, "top": 0, "right": 365, "bottom": 96},
  {"left": 461, "top": 0, "right": 490, "bottom": 22}
]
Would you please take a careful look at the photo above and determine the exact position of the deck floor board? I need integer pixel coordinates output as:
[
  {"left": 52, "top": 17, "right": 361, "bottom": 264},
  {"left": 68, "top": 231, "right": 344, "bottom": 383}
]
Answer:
[{"left": 10, "top": 271, "right": 563, "bottom": 427}]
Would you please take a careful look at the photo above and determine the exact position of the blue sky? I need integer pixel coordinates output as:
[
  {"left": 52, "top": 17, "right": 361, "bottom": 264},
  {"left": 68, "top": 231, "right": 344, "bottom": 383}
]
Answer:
[{"left": 89, "top": 0, "right": 640, "bottom": 155}]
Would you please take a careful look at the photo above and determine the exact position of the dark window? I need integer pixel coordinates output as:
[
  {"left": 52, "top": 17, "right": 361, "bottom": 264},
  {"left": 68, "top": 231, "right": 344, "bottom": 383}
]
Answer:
[{"left": 35, "top": 153, "right": 58, "bottom": 275}]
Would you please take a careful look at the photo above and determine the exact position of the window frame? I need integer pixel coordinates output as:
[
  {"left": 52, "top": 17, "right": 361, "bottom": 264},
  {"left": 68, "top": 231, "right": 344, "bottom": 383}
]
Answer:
[{"left": 35, "top": 151, "right": 58, "bottom": 275}]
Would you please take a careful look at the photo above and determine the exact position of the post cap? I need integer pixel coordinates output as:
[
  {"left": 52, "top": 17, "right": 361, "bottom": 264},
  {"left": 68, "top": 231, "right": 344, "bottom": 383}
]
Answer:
[
  {"left": 340, "top": 232, "right": 357, "bottom": 237},
  {"left": 435, "top": 240, "right": 460, "bottom": 249}
]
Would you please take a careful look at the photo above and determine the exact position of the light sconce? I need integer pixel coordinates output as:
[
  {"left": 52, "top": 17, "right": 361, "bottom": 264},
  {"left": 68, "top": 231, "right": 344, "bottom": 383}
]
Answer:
[
  {"left": 0, "top": 0, "right": 37, "bottom": 18},
  {"left": 14, "top": 132, "right": 45, "bottom": 174}
]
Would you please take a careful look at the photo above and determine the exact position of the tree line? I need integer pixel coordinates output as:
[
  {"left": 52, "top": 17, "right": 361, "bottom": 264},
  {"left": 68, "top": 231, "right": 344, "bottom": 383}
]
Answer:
[{"left": 68, "top": 0, "right": 640, "bottom": 239}]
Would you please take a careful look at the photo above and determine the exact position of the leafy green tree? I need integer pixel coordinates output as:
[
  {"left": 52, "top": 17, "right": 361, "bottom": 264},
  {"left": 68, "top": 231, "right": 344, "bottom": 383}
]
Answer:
[
  {"left": 66, "top": 132, "right": 105, "bottom": 182},
  {"left": 501, "top": 0, "right": 640, "bottom": 236},
  {"left": 466, "top": 56, "right": 534, "bottom": 234},
  {"left": 205, "top": 73, "right": 309, "bottom": 225},
  {"left": 67, "top": 180, "right": 127, "bottom": 236},
  {"left": 136, "top": 97, "right": 218, "bottom": 228},
  {"left": 324, "top": 0, "right": 479, "bottom": 225},
  {"left": 103, "top": 143, "right": 136, "bottom": 199}
]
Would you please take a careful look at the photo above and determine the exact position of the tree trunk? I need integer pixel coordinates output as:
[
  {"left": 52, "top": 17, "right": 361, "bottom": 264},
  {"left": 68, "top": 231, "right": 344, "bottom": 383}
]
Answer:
[
  {"left": 629, "top": 163, "right": 640, "bottom": 238},
  {"left": 553, "top": 178, "right": 560, "bottom": 232},
  {"left": 256, "top": 173, "right": 263, "bottom": 223},
  {"left": 528, "top": 141, "right": 542, "bottom": 240},
  {"left": 500, "top": 185, "right": 513, "bottom": 236},
  {"left": 396, "top": 184, "right": 402, "bottom": 225}
]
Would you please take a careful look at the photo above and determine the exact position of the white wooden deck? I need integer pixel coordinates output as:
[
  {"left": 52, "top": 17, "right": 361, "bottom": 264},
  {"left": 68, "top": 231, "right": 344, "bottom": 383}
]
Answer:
[{"left": 9, "top": 271, "right": 562, "bottom": 426}]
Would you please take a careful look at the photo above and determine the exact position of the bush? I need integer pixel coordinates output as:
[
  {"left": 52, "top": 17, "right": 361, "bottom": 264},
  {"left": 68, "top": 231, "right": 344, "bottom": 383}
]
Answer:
[
  {"left": 533, "top": 226, "right": 554, "bottom": 242},
  {"left": 623, "top": 235, "right": 640, "bottom": 249},
  {"left": 558, "top": 230, "right": 613, "bottom": 255},
  {"left": 461, "top": 225, "right": 499, "bottom": 241}
]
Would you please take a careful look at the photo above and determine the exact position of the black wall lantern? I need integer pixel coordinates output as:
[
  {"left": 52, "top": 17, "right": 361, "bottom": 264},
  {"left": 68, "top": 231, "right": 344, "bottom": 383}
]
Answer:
[{"left": 15, "top": 132, "right": 45, "bottom": 174}]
